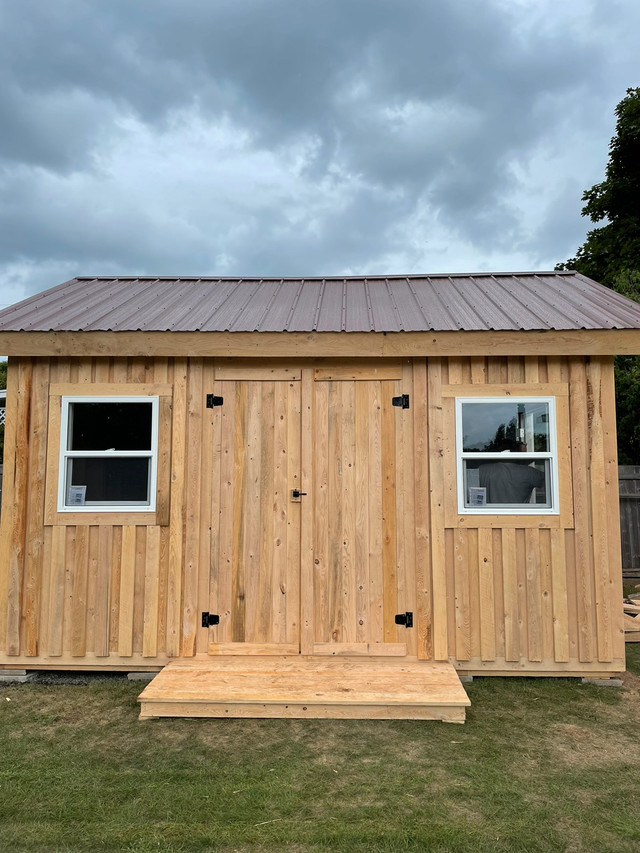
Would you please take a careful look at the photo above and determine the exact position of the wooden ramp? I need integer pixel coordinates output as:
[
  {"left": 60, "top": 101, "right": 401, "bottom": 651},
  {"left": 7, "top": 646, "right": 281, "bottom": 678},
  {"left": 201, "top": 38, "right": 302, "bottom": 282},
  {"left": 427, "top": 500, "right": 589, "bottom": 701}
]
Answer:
[{"left": 137, "top": 657, "right": 470, "bottom": 723}]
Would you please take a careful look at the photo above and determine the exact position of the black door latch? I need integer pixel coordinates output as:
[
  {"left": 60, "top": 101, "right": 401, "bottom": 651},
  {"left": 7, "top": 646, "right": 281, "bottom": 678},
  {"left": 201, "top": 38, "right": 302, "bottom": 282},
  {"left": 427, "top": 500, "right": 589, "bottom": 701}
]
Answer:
[{"left": 291, "top": 489, "right": 307, "bottom": 498}]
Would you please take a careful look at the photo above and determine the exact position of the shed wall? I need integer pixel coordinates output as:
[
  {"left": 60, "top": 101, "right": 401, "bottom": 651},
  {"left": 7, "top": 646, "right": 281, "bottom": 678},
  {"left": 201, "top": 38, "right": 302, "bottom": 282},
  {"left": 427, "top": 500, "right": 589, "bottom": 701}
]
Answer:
[{"left": 0, "top": 354, "right": 625, "bottom": 674}]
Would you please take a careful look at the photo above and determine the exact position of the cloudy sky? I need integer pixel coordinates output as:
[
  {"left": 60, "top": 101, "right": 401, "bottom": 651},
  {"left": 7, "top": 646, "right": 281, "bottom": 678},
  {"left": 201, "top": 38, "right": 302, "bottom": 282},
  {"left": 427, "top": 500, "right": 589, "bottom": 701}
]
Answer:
[{"left": 1, "top": 0, "right": 639, "bottom": 309}]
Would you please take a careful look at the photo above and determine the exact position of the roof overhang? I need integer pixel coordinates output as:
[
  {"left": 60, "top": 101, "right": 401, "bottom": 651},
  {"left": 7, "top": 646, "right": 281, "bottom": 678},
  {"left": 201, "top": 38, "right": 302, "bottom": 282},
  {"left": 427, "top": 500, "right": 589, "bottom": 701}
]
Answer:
[{"left": 2, "top": 329, "right": 640, "bottom": 358}]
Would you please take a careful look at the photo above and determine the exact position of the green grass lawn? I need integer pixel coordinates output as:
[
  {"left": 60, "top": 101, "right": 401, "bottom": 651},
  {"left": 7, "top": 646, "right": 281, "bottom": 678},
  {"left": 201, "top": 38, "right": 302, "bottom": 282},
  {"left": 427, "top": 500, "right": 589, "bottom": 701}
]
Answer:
[{"left": 2, "top": 653, "right": 640, "bottom": 853}]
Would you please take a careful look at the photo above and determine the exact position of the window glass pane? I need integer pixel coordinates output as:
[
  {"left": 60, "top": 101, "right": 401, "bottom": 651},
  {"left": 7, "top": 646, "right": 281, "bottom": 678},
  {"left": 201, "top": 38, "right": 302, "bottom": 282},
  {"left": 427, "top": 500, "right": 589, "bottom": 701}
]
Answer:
[
  {"left": 464, "top": 459, "right": 549, "bottom": 507},
  {"left": 68, "top": 402, "right": 152, "bottom": 451},
  {"left": 461, "top": 401, "right": 550, "bottom": 453},
  {"left": 67, "top": 457, "right": 150, "bottom": 504}
]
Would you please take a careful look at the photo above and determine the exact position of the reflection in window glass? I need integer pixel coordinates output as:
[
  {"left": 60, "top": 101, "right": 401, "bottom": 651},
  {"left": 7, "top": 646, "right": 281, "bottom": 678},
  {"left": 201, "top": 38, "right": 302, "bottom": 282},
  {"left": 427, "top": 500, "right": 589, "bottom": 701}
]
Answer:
[
  {"left": 464, "top": 459, "right": 549, "bottom": 507},
  {"left": 461, "top": 401, "right": 550, "bottom": 453}
]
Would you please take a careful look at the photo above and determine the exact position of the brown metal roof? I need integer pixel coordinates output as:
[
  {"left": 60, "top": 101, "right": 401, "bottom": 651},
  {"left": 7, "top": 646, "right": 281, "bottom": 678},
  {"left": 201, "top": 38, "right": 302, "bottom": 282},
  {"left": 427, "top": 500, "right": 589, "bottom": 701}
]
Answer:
[{"left": 1, "top": 272, "right": 640, "bottom": 333}]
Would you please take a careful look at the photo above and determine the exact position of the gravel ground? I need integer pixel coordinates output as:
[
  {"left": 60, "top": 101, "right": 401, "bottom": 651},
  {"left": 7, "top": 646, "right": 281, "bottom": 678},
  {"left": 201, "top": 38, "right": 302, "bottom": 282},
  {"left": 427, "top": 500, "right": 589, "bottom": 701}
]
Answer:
[{"left": 0, "top": 670, "right": 130, "bottom": 687}]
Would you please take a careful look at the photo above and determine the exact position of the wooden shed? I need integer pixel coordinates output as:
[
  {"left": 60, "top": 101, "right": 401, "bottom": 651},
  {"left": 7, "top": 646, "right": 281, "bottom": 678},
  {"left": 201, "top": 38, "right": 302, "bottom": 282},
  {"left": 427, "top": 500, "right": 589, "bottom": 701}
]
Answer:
[{"left": 1, "top": 271, "right": 639, "bottom": 723}]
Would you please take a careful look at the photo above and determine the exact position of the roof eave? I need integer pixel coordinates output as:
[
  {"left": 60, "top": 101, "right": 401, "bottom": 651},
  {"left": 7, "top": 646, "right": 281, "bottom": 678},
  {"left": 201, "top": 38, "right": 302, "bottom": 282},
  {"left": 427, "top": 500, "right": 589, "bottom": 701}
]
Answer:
[{"left": 2, "top": 328, "right": 640, "bottom": 358}]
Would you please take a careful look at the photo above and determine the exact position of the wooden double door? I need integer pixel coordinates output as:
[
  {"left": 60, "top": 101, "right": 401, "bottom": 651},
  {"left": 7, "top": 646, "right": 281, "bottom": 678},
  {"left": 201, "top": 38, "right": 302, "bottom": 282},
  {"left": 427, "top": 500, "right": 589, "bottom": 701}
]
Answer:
[{"left": 204, "top": 365, "right": 413, "bottom": 657}]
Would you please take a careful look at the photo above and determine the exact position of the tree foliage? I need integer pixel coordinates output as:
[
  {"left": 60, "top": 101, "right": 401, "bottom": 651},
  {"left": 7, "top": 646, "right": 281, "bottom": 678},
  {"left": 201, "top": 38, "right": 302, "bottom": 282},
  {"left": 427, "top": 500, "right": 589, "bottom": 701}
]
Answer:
[{"left": 558, "top": 88, "right": 640, "bottom": 463}]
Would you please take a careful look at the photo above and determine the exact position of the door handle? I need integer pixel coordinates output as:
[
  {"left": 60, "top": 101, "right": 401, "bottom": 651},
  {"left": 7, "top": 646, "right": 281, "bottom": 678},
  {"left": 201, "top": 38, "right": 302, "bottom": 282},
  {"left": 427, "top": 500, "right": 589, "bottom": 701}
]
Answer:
[{"left": 291, "top": 489, "right": 307, "bottom": 498}]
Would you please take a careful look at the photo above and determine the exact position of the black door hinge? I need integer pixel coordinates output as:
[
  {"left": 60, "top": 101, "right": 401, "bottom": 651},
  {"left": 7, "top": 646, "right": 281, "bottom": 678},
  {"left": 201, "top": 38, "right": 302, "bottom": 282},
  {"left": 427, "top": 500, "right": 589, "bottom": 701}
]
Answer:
[
  {"left": 206, "top": 395, "right": 224, "bottom": 408},
  {"left": 395, "top": 611, "right": 414, "bottom": 628},
  {"left": 392, "top": 394, "right": 410, "bottom": 409},
  {"left": 201, "top": 612, "right": 220, "bottom": 627}
]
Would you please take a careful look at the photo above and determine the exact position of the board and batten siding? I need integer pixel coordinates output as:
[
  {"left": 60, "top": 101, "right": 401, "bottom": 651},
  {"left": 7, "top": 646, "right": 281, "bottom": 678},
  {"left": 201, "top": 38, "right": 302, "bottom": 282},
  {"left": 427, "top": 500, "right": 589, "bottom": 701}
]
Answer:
[{"left": 0, "top": 354, "right": 625, "bottom": 674}]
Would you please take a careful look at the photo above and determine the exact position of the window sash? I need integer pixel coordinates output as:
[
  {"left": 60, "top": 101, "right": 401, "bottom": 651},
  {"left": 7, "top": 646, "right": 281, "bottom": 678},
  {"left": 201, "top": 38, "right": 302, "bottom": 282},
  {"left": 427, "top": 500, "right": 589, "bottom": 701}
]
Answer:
[
  {"left": 58, "top": 396, "right": 159, "bottom": 513},
  {"left": 455, "top": 396, "right": 559, "bottom": 515}
]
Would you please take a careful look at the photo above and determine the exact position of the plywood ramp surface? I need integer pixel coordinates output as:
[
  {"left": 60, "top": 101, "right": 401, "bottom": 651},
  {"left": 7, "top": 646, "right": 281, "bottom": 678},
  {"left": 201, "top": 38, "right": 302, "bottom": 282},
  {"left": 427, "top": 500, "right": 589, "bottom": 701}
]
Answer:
[{"left": 138, "top": 657, "right": 470, "bottom": 722}]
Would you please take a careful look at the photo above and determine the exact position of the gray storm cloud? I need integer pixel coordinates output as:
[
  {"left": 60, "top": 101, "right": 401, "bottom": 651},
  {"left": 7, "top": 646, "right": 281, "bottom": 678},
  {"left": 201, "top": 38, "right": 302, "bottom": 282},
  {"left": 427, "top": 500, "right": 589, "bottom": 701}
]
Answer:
[{"left": 0, "top": 0, "right": 639, "bottom": 305}]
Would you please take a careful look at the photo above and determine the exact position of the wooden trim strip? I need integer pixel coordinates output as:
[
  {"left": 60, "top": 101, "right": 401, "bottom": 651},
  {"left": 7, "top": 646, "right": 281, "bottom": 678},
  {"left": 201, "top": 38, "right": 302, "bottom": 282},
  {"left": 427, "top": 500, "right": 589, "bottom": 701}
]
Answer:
[
  {"left": 3, "top": 329, "right": 640, "bottom": 358},
  {"left": 49, "top": 383, "right": 173, "bottom": 397},
  {"left": 312, "top": 642, "right": 407, "bottom": 656},
  {"left": 313, "top": 364, "right": 402, "bottom": 381},
  {"left": 441, "top": 383, "right": 569, "bottom": 397},
  {"left": 214, "top": 366, "right": 301, "bottom": 381}
]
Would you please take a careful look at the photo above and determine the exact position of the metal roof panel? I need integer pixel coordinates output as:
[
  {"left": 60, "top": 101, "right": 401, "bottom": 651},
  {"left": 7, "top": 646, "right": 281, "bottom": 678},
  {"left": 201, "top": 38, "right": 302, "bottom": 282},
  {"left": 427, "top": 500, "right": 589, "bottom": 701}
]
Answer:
[{"left": 2, "top": 272, "right": 640, "bottom": 334}]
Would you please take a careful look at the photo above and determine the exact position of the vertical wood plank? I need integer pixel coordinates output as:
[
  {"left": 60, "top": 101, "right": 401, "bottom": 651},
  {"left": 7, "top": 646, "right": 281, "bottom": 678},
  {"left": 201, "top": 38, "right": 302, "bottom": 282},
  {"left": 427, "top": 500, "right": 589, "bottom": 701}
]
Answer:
[
  {"left": 109, "top": 526, "right": 122, "bottom": 653},
  {"left": 118, "top": 525, "right": 137, "bottom": 656},
  {"left": 492, "top": 528, "right": 506, "bottom": 659},
  {"left": 47, "top": 526, "right": 66, "bottom": 656},
  {"left": 569, "top": 357, "right": 595, "bottom": 661},
  {"left": 243, "top": 382, "right": 262, "bottom": 641},
  {"left": 539, "top": 528, "right": 554, "bottom": 662},
  {"left": 447, "top": 358, "right": 463, "bottom": 385},
  {"left": 326, "top": 381, "right": 341, "bottom": 642},
  {"left": 181, "top": 358, "right": 203, "bottom": 656},
  {"left": 143, "top": 526, "right": 161, "bottom": 657},
  {"left": 133, "top": 527, "right": 146, "bottom": 654},
  {"left": 507, "top": 357, "right": 525, "bottom": 383},
  {"left": 524, "top": 356, "right": 539, "bottom": 384},
  {"left": 283, "top": 382, "right": 302, "bottom": 644},
  {"left": 217, "top": 380, "right": 235, "bottom": 645},
  {"left": 354, "top": 381, "right": 370, "bottom": 645},
  {"left": 4, "top": 359, "right": 32, "bottom": 654},
  {"left": 454, "top": 529, "right": 471, "bottom": 660},
  {"left": 502, "top": 529, "right": 520, "bottom": 661},
  {"left": 157, "top": 525, "right": 170, "bottom": 654},
  {"left": 600, "top": 357, "right": 625, "bottom": 662},
  {"left": 24, "top": 360, "right": 50, "bottom": 656},
  {"left": 525, "top": 528, "right": 543, "bottom": 661},
  {"left": 367, "top": 381, "right": 384, "bottom": 645},
  {"left": 381, "top": 381, "right": 398, "bottom": 642},
  {"left": 286, "top": 379, "right": 302, "bottom": 647},
  {"left": 167, "top": 356, "right": 187, "bottom": 656},
  {"left": 62, "top": 528, "right": 75, "bottom": 654},
  {"left": 300, "top": 370, "right": 314, "bottom": 654},
  {"left": 231, "top": 381, "right": 248, "bottom": 642},
  {"left": 470, "top": 357, "right": 486, "bottom": 385},
  {"left": 71, "top": 526, "right": 89, "bottom": 656},
  {"left": 197, "top": 358, "right": 215, "bottom": 654},
  {"left": 428, "top": 359, "right": 448, "bottom": 659},
  {"left": 342, "top": 381, "right": 357, "bottom": 643},
  {"left": 588, "top": 358, "right": 613, "bottom": 662},
  {"left": 257, "top": 382, "right": 275, "bottom": 641},
  {"left": 478, "top": 527, "right": 496, "bottom": 661},
  {"left": 272, "top": 381, "right": 288, "bottom": 644},
  {"left": 550, "top": 528, "right": 570, "bottom": 662},
  {"left": 413, "top": 358, "right": 432, "bottom": 660},
  {"left": 401, "top": 361, "right": 417, "bottom": 657},
  {"left": 93, "top": 526, "right": 111, "bottom": 657}
]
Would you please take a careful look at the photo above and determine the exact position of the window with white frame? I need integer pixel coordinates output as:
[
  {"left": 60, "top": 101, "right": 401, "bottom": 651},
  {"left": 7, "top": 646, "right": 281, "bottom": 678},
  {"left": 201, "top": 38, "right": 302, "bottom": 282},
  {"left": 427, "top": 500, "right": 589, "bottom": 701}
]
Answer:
[
  {"left": 58, "top": 397, "right": 159, "bottom": 512},
  {"left": 455, "top": 397, "right": 559, "bottom": 514}
]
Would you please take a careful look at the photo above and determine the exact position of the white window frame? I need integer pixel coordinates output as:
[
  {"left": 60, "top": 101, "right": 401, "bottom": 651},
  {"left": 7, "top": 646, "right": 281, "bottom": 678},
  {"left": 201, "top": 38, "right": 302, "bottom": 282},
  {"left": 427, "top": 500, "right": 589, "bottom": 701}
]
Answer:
[
  {"left": 455, "top": 396, "right": 560, "bottom": 515},
  {"left": 58, "top": 396, "right": 159, "bottom": 513}
]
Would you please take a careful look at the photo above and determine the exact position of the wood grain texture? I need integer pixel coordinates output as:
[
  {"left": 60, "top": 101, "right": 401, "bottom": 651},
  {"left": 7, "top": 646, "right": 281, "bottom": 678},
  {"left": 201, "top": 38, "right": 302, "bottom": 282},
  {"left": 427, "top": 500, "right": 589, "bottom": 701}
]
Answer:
[
  {"left": 3, "top": 327, "right": 640, "bottom": 358},
  {"left": 428, "top": 359, "right": 449, "bottom": 660},
  {"left": 0, "top": 352, "right": 627, "bottom": 680},
  {"left": 413, "top": 359, "right": 433, "bottom": 660},
  {"left": 167, "top": 357, "right": 187, "bottom": 656}
]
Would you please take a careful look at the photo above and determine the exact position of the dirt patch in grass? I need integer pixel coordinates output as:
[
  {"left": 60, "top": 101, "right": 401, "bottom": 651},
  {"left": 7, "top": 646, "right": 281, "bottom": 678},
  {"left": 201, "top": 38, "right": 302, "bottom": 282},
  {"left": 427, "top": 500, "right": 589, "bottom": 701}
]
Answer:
[{"left": 548, "top": 720, "right": 640, "bottom": 768}]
